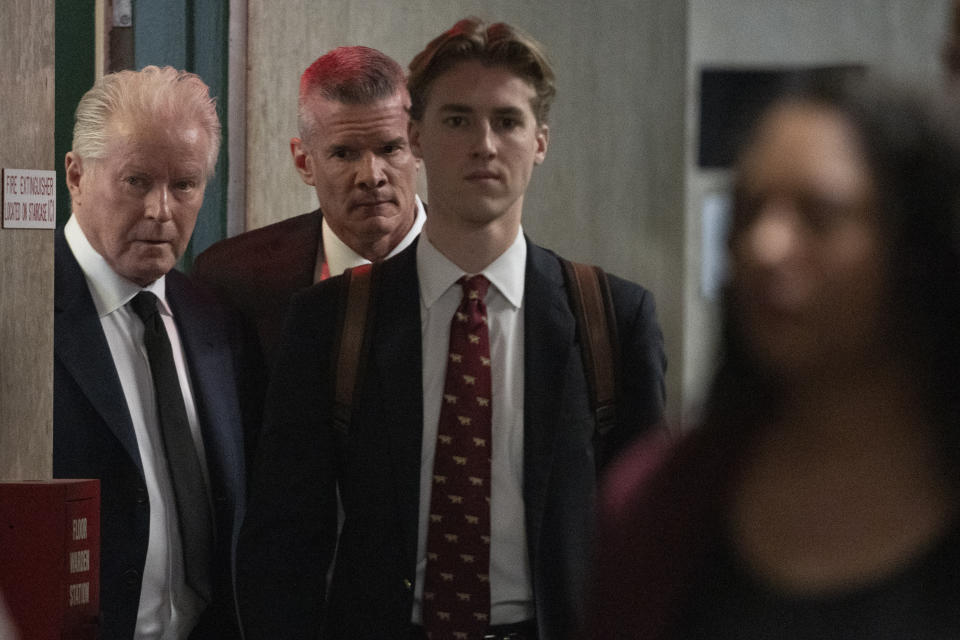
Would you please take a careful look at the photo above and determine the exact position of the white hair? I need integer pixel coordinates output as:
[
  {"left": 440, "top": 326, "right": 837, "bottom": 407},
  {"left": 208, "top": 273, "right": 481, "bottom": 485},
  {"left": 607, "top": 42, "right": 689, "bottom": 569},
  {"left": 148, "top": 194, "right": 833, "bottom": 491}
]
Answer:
[{"left": 72, "top": 65, "right": 221, "bottom": 175}]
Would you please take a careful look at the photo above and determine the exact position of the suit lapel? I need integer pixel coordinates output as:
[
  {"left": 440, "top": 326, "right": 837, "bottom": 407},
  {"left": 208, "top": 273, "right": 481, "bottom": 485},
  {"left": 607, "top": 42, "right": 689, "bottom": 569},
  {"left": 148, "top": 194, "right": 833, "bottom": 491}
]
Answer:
[
  {"left": 370, "top": 243, "right": 425, "bottom": 568},
  {"left": 522, "top": 241, "right": 576, "bottom": 555},
  {"left": 167, "top": 272, "right": 245, "bottom": 512},
  {"left": 54, "top": 229, "right": 143, "bottom": 472}
]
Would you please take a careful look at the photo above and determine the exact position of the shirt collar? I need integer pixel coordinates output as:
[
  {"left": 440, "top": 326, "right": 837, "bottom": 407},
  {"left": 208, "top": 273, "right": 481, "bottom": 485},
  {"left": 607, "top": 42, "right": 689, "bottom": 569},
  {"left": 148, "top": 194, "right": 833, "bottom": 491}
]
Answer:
[
  {"left": 64, "top": 214, "right": 168, "bottom": 318},
  {"left": 322, "top": 194, "right": 427, "bottom": 278},
  {"left": 417, "top": 226, "right": 526, "bottom": 310}
]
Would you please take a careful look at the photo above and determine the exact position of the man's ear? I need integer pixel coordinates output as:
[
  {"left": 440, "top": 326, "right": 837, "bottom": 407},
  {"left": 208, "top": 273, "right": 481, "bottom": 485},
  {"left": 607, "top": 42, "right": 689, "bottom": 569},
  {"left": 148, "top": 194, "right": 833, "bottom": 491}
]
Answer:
[
  {"left": 534, "top": 123, "right": 549, "bottom": 166},
  {"left": 65, "top": 152, "right": 85, "bottom": 209},
  {"left": 408, "top": 120, "right": 424, "bottom": 159},
  {"left": 290, "top": 137, "right": 316, "bottom": 186}
]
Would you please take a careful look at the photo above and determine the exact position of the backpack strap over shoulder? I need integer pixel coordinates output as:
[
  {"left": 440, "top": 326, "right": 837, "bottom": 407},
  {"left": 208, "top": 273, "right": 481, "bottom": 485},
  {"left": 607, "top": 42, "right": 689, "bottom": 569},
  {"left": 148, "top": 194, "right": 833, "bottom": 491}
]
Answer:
[
  {"left": 331, "top": 262, "right": 379, "bottom": 433},
  {"left": 560, "top": 258, "right": 620, "bottom": 438},
  {"left": 331, "top": 257, "right": 620, "bottom": 444}
]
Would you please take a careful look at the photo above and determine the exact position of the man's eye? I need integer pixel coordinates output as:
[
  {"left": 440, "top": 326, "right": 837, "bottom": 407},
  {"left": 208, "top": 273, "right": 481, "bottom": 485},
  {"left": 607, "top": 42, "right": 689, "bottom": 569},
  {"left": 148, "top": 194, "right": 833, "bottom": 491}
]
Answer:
[
  {"left": 174, "top": 180, "right": 197, "bottom": 191},
  {"left": 332, "top": 149, "right": 351, "bottom": 159},
  {"left": 444, "top": 116, "right": 466, "bottom": 128},
  {"left": 499, "top": 118, "right": 518, "bottom": 129},
  {"left": 124, "top": 176, "right": 147, "bottom": 188}
]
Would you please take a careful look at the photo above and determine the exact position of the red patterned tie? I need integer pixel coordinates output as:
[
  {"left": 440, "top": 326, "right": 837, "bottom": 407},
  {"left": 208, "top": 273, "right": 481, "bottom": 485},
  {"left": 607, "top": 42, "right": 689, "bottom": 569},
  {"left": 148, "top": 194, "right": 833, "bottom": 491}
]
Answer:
[{"left": 423, "top": 275, "right": 493, "bottom": 640}]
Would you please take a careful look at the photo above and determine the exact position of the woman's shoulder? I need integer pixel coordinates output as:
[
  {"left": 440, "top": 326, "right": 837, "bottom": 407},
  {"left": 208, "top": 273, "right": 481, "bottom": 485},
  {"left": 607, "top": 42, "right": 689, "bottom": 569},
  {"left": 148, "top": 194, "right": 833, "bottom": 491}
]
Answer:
[
  {"left": 600, "top": 429, "right": 676, "bottom": 519},
  {"left": 599, "top": 421, "right": 741, "bottom": 529}
]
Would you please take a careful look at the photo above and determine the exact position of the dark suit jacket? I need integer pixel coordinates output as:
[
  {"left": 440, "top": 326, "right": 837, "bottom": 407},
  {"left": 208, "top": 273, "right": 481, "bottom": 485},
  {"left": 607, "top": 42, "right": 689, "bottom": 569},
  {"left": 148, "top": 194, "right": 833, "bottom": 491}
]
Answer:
[
  {"left": 237, "top": 237, "right": 666, "bottom": 639},
  {"left": 53, "top": 229, "right": 247, "bottom": 640},
  {"left": 192, "top": 210, "right": 323, "bottom": 471},
  {"left": 192, "top": 208, "right": 324, "bottom": 371}
]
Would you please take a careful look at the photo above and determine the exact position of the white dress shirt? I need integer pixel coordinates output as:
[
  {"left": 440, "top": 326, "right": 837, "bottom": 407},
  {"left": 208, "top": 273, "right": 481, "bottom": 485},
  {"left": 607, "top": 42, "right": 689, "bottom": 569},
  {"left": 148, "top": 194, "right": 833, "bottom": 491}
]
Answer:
[
  {"left": 65, "top": 215, "right": 209, "bottom": 639},
  {"left": 321, "top": 195, "right": 427, "bottom": 278},
  {"left": 412, "top": 228, "right": 534, "bottom": 625}
]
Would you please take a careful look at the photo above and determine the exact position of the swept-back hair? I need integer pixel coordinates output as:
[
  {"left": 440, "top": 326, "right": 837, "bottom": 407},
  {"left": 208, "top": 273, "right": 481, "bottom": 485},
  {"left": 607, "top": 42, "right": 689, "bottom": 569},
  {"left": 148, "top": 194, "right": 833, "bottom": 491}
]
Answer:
[
  {"left": 407, "top": 17, "right": 555, "bottom": 124},
  {"left": 297, "top": 46, "right": 407, "bottom": 143},
  {"left": 72, "top": 65, "right": 221, "bottom": 175}
]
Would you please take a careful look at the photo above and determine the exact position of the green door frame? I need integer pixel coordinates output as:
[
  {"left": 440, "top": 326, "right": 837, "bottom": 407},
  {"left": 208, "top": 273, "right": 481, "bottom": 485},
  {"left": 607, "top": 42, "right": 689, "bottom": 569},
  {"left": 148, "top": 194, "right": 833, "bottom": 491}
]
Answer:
[{"left": 134, "top": 0, "right": 229, "bottom": 268}]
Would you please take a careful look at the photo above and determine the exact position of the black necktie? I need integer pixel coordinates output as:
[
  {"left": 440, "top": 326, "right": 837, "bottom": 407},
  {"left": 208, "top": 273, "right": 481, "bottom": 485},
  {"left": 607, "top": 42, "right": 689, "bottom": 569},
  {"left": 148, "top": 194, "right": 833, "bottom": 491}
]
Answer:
[{"left": 130, "top": 291, "right": 213, "bottom": 603}]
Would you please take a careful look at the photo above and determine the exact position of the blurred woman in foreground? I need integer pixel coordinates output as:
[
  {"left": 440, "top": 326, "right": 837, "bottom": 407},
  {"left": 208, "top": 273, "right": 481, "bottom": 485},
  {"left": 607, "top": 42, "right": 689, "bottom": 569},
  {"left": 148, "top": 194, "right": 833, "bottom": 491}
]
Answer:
[{"left": 589, "top": 76, "right": 960, "bottom": 639}]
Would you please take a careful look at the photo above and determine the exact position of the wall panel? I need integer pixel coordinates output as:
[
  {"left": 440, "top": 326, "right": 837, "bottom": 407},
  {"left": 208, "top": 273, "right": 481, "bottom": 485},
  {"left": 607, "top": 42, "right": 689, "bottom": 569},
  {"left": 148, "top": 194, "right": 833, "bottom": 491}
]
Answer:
[{"left": 0, "top": 0, "right": 55, "bottom": 478}]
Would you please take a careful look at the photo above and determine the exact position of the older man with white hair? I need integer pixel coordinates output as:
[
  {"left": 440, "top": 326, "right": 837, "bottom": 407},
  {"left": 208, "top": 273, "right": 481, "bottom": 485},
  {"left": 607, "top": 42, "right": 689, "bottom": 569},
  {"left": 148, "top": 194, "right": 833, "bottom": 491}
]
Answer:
[{"left": 54, "top": 66, "right": 246, "bottom": 639}]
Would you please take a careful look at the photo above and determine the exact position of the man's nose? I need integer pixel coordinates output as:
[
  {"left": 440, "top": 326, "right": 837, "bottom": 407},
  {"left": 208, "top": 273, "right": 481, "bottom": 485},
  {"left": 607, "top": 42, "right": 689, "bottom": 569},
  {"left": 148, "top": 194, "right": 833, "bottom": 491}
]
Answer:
[
  {"left": 470, "top": 122, "right": 496, "bottom": 159},
  {"left": 356, "top": 152, "right": 387, "bottom": 189},
  {"left": 145, "top": 184, "right": 172, "bottom": 221}
]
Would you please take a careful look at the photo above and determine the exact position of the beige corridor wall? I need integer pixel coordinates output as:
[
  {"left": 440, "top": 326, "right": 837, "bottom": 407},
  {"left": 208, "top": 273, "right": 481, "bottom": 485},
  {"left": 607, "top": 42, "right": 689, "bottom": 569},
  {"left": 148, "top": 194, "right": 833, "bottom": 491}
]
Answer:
[
  {"left": 0, "top": 0, "right": 55, "bottom": 478},
  {"left": 244, "top": 1, "right": 689, "bottom": 418}
]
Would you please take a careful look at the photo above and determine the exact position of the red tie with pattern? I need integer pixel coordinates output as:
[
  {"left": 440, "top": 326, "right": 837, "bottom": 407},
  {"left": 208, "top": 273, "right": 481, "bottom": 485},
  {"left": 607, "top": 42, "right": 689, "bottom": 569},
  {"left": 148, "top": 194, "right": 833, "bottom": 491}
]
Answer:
[{"left": 423, "top": 275, "right": 493, "bottom": 640}]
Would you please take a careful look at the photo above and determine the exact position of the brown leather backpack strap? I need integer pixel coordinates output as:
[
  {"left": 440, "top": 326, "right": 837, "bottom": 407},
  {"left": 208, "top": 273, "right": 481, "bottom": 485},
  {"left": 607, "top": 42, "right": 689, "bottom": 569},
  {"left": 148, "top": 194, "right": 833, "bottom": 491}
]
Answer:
[
  {"left": 331, "top": 262, "right": 378, "bottom": 433},
  {"left": 561, "top": 259, "right": 620, "bottom": 437}
]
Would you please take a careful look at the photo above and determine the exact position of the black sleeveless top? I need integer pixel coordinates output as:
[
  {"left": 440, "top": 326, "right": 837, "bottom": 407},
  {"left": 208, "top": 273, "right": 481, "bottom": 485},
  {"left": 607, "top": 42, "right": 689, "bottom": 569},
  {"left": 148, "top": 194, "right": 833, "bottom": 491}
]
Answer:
[{"left": 678, "top": 524, "right": 960, "bottom": 639}]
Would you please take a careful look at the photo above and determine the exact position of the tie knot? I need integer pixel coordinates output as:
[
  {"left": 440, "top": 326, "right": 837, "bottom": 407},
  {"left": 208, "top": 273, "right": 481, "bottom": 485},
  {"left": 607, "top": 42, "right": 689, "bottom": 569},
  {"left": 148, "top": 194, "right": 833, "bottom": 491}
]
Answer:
[
  {"left": 130, "top": 291, "right": 160, "bottom": 324},
  {"left": 458, "top": 275, "right": 490, "bottom": 303}
]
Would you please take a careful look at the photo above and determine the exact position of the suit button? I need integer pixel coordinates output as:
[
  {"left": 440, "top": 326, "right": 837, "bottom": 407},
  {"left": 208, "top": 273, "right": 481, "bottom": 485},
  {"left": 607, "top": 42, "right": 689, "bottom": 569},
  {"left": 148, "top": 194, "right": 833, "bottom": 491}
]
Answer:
[
  {"left": 123, "top": 569, "right": 140, "bottom": 589},
  {"left": 403, "top": 578, "right": 413, "bottom": 591},
  {"left": 135, "top": 488, "right": 147, "bottom": 505}
]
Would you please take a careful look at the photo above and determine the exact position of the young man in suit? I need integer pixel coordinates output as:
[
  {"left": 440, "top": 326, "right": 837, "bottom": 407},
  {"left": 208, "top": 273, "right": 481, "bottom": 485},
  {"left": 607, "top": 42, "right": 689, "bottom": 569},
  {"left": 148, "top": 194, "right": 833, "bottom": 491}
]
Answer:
[
  {"left": 54, "top": 66, "right": 246, "bottom": 639},
  {"left": 238, "top": 19, "right": 666, "bottom": 640}
]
